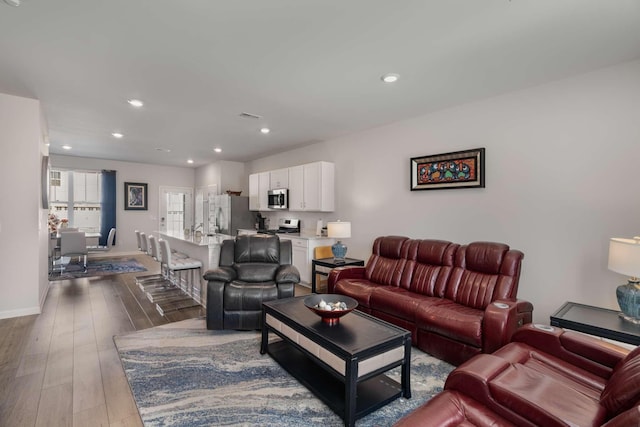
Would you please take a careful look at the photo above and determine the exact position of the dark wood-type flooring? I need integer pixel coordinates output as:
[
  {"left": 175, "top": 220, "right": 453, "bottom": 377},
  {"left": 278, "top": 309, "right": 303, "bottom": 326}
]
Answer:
[{"left": 0, "top": 254, "right": 310, "bottom": 426}]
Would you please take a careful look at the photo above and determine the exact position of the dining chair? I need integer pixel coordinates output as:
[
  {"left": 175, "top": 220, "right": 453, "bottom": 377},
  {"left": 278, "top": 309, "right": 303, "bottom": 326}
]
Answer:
[
  {"left": 60, "top": 231, "right": 88, "bottom": 272},
  {"left": 88, "top": 228, "right": 115, "bottom": 253}
]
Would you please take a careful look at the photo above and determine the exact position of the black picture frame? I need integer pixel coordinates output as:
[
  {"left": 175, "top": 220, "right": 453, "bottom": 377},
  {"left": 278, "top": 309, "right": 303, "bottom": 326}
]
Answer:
[
  {"left": 410, "top": 148, "right": 485, "bottom": 191},
  {"left": 124, "top": 182, "right": 148, "bottom": 210}
]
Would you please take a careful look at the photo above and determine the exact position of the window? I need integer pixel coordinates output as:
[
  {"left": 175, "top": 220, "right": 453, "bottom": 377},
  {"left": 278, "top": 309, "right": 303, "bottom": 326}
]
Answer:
[{"left": 50, "top": 169, "right": 102, "bottom": 232}]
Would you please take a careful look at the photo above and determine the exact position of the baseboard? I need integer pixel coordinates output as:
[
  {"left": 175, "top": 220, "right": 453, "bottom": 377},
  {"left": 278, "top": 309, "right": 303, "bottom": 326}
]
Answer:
[{"left": 0, "top": 305, "right": 41, "bottom": 320}]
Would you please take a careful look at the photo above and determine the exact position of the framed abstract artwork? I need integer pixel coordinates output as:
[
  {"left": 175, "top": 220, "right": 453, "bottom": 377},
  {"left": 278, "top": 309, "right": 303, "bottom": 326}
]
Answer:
[
  {"left": 124, "top": 182, "right": 148, "bottom": 210},
  {"left": 410, "top": 148, "right": 485, "bottom": 191}
]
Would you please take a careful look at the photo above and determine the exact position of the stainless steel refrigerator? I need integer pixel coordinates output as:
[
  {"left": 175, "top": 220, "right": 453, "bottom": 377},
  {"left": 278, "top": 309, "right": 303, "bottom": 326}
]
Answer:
[{"left": 206, "top": 195, "right": 254, "bottom": 236}]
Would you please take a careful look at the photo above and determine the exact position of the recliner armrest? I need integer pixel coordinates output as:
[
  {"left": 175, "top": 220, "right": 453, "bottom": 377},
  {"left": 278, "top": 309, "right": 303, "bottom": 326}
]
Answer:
[
  {"left": 327, "top": 266, "right": 366, "bottom": 293},
  {"left": 275, "top": 264, "right": 300, "bottom": 283},
  {"left": 203, "top": 266, "right": 236, "bottom": 282},
  {"left": 483, "top": 299, "right": 533, "bottom": 354}
]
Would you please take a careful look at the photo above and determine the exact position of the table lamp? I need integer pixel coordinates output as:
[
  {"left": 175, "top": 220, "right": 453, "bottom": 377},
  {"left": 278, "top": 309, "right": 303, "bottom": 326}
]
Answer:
[
  {"left": 327, "top": 221, "right": 351, "bottom": 262},
  {"left": 608, "top": 237, "right": 640, "bottom": 323}
]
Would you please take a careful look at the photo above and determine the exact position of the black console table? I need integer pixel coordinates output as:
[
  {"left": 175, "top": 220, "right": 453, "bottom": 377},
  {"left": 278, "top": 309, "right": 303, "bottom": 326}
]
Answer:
[
  {"left": 311, "top": 257, "right": 365, "bottom": 293},
  {"left": 550, "top": 301, "right": 640, "bottom": 345}
]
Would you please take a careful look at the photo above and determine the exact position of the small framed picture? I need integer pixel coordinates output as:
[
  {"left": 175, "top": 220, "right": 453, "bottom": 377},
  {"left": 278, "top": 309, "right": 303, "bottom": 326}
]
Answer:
[
  {"left": 124, "top": 182, "right": 148, "bottom": 210},
  {"left": 410, "top": 148, "right": 485, "bottom": 191}
]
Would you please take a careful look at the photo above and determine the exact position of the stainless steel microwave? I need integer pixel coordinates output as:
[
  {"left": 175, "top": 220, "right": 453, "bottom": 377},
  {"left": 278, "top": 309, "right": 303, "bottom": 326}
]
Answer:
[{"left": 267, "top": 188, "right": 288, "bottom": 209}]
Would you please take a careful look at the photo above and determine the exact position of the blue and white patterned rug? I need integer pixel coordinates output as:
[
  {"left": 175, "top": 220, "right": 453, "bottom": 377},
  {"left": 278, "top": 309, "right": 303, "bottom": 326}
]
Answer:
[
  {"left": 51, "top": 257, "right": 147, "bottom": 280},
  {"left": 114, "top": 318, "right": 453, "bottom": 427}
]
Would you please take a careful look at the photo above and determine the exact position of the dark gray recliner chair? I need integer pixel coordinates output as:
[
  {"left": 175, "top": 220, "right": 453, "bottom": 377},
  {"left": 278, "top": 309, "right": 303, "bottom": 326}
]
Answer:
[{"left": 204, "top": 234, "right": 299, "bottom": 330}]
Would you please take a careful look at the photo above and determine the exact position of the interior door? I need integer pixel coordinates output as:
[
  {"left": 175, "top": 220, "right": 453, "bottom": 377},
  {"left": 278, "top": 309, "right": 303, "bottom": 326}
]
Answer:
[{"left": 159, "top": 186, "right": 193, "bottom": 234}]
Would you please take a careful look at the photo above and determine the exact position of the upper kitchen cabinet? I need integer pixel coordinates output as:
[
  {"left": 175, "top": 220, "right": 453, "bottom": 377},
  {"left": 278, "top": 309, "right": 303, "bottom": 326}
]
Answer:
[
  {"left": 269, "top": 168, "right": 289, "bottom": 190},
  {"left": 289, "top": 161, "right": 335, "bottom": 212},
  {"left": 249, "top": 171, "right": 270, "bottom": 211}
]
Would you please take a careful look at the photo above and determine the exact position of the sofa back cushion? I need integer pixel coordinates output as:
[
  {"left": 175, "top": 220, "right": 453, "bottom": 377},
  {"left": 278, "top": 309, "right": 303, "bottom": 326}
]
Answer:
[
  {"left": 405, "top": 239, "right": 458, "bottom": 296},
  {"left": 600, "top": 346, "right": 640, "bottom": 418},
  {"left": 445, "top": 242, "right": 524, "bottom": 310},
  {"left": 235, "top": 234, "right": 280, "bottom": 264},
  {"left": 365, "top": 236, "right": 411, "bottom": 287}
]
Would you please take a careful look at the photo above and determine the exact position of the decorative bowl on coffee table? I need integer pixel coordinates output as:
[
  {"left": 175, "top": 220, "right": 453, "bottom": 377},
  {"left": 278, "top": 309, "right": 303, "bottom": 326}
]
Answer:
[{"left": 304, "top": 294, "right": 358, "bottom": 325}]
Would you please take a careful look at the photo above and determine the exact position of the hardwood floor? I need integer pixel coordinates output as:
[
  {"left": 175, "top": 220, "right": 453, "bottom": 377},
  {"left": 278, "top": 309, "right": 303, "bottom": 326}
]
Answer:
[
  {"left": 0, "top": 254, "right": 312, "bottom": 426},
  {"left": 0, "top": 254, "right": 205, "bottom": 426}
]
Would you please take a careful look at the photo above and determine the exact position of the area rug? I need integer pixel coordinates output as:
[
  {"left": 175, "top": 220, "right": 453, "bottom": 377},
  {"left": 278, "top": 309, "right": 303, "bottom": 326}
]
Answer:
[
  {"left": 114, "top": 318, "right": 454, "bottom": 427},
  {"left": 51, "top": 257, "right": 147, "bottom": 280}
]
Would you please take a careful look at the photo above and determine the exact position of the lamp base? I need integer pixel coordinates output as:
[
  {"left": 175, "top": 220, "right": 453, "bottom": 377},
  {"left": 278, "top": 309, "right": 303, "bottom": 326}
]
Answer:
[
  {"left": 616, "top": 281, "right": 640, "bottom": 323},
  {"left": 332, "top": 240, "right": 347, "bottom": 262}
]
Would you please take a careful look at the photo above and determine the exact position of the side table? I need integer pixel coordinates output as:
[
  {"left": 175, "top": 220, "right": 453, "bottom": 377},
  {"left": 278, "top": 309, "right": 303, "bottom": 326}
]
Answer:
[
  {"left": 550, "top": 301, "right": 640, "bottom": 345},
  {"left": 311, "top": 257, "right": 364, "bottom": 293}
]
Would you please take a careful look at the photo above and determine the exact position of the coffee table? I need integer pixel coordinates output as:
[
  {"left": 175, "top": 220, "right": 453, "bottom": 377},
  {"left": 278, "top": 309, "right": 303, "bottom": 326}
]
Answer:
[{"left": 261, "top": 296, "right": 411, "bottom": 427}]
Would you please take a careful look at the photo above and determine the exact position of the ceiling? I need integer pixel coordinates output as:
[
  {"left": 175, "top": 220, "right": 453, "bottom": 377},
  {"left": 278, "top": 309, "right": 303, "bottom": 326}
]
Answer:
[{"left": 1, "top": 1, "right": 639, "bottom": 167}]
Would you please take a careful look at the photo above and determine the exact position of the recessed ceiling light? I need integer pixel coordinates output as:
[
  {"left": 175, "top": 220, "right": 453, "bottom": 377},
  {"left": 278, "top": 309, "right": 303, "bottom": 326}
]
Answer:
[
  {"left": 214, "top": 147, "right": 222, "bottom": 153},
  {"left": 62, "top": 145, "right": 72, "bottom": 150},
  {"left": 260, "top": 127, "right": 270, "bottom": 134},
  {"left": 187, "top": 159, "right": 194, "bottom": 164},
  {"left": 381, "top": 73, "right": 400, "bottom": 83},
  {"left": 127, "top": 99, "right": 144, "bottom": 108},
  {"left": 112, "top": 132, "right": 124, "bottom": 139},
  {"left": 3, "top": 0, "right": 21, "bottom": 7}
]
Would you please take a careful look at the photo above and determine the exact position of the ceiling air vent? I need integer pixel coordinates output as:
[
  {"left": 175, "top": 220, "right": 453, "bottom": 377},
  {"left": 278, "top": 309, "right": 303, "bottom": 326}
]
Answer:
[{"left": 239, "top": 112, "right": 262, "bottom": 120}]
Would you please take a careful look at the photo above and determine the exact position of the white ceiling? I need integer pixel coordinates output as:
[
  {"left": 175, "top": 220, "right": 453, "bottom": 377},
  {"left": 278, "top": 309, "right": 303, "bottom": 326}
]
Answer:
[{"left": 1, "top": 0, "right": 639, "bottom": 167}]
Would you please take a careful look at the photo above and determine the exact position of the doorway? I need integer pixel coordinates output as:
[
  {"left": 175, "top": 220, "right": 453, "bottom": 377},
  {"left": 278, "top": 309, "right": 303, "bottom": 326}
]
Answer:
[{"left": 159, "top": 186, "right": 193, "bottom": 235}]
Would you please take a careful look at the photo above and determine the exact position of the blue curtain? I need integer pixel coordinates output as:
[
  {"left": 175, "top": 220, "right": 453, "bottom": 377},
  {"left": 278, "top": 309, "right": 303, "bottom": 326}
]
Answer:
[{"left": 100, "top": 170, "right": 117, "bottom": 246}]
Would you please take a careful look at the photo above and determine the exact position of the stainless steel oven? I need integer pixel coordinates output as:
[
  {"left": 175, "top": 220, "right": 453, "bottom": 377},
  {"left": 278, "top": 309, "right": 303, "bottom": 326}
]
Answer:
[{"left": 267, "top": 188, "right": 288, "bottom": 210}]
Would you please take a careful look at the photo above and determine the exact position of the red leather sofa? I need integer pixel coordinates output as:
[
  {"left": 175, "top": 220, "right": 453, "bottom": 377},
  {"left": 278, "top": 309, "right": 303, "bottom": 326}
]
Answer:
[
  {"left": 328, "top": 236, "right": 533, "bottom": 365},
  {"left": 394, "top": 323, "right": 640, "bottom": 427}
]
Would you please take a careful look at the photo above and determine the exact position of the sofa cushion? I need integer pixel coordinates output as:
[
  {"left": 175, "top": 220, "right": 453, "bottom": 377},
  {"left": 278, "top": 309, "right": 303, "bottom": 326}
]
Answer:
[
  {"left": 489, "top": 363, "right": 606, "bottom": 427},
  {"left": 600, "top": 346, "right": 640, "bottom": 418},
  {"left": 405, "top": 239, "right": 457, "bottom": 296},
  {"left": 370, "top": 287, "right": 446, "bottom": 322},
  {"left": 493, "top": 342, "right": 607, "bottom": 400},
  {"left": 446, "top": 242, "right": 524, "bottom": 310},
  {"left": 415, "top": 300, "right": 483, "bottom": 347},
  {"left": 235, "top": 234, "right": 280, "bottom": 263},
  {"left": 333, "top": 279, "right": 379, "bottom": 309},
  {"left": 365, "top": 236, "right": 411, "bottom": 287}
]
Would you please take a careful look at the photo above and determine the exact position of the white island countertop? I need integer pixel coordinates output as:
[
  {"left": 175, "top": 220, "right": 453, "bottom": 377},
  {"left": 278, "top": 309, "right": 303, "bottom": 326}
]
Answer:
[{"left": 159, "top": 231, "right": 235, "bottom": 246}]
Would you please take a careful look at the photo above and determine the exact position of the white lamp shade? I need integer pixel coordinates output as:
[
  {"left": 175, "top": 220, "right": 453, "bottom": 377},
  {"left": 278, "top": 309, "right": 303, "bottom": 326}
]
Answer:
[
  {"left": 327, "top": 221, "right": 351, "bottom": 239},
  {"left": 608, "top": 238, "right": 640, "bottom": 278}
]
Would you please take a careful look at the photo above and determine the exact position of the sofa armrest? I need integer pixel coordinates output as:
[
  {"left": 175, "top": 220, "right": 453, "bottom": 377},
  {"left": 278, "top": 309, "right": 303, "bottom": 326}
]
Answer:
[
  {"left": 206, "top": 279, "right": 226, "bottom": 329},
  {"left": 327, "top": 266, "right": 366, "bottom": 293},
  {"left": 483, "top": 299, "right": 533, "bottom": 354},
  {"left": 203, "top": 266, "right": 236, "bottom": 282},
  {"left": 511, "top": 324, "right": 629, "bottom": 378},
  {"left": 275, "top": 264, "right": 300, "bottom": 284},
  {"left": 393, "top": 390, "right": 517, "bottom": 427}
]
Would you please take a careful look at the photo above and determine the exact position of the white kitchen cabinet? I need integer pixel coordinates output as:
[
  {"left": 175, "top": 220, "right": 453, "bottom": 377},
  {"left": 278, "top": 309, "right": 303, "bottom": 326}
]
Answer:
[
  {"left": 248, "top": 172, "right": 270, "bottom": 211},
  {"left": 269, "top": 168, "right": 289, "bottom": 190},
  {"left": 288, "top": 161, "right": 334, "bottom": 212},
  {"left": 279, "top": 235, "right": 334, "bottom": 284}
]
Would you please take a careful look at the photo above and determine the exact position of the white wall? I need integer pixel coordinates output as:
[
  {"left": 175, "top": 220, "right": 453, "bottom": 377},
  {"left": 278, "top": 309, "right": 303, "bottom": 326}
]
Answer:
[
  {"left": 195, "top": 160, "right": 246, "bottom": 194},
  {"left": 249, "top": 60, "right": 640, "bottom": 323},
  {"left": 0, "top": 93, "right": 48, "bottom": 319},
  {"left": 50, "top": 155, "right": 195, "bottom": 253}
]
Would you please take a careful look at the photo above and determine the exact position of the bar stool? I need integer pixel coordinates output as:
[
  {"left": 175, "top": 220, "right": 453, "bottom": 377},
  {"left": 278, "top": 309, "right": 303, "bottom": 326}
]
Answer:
[
  {"left": 135, "top": 231, "right": 166, "bottom": 287},
  {"left": 159, "top": 239, "right": 202, "bottom": 300}
]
